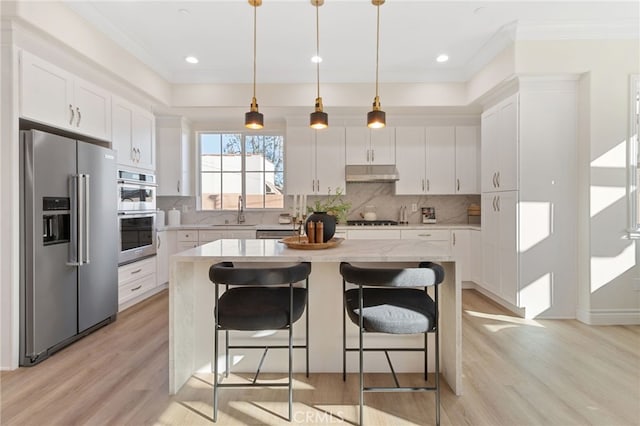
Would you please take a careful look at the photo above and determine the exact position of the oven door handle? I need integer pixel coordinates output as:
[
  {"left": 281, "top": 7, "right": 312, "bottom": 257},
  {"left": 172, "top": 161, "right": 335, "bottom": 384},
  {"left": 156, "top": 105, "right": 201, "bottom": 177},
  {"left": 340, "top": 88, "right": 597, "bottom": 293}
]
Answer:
[{"left": 117, "top": 179, "right": 157, "bottom": 187}]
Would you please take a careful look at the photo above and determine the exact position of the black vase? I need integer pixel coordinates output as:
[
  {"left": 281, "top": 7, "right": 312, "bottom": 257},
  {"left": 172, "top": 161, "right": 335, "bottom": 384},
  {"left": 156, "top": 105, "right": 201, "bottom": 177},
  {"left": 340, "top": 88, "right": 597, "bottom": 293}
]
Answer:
[{"left": 305, "top": 211, "right": 336, "bottom": 243}]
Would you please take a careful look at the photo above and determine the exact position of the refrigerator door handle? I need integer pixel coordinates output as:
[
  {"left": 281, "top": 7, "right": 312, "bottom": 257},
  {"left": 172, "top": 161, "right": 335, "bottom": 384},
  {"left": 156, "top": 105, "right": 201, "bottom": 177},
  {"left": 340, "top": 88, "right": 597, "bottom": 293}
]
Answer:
[
  {"left": 67, "top": 175, "right": 81, "bottom": 266},
  {"left": 83, "top": 174, "right": 91, "bottom": 264}
]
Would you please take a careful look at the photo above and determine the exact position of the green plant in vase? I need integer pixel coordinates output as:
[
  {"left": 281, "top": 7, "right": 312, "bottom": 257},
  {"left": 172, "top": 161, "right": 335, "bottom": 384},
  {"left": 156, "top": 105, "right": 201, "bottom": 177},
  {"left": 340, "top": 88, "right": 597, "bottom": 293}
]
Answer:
[{"left": 308, "top": 187, "right": 351, "bottom": 224}]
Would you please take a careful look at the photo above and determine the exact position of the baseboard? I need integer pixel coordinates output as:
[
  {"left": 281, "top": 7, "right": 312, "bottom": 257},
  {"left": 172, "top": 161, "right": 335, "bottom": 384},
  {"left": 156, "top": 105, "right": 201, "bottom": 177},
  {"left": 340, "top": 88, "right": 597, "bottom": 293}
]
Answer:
[
  {"left": 576, "top": 308, "right": 640, "bottom": 325},
  {"left": 464, "top": 282, "right": 526, "bottom": 317}
]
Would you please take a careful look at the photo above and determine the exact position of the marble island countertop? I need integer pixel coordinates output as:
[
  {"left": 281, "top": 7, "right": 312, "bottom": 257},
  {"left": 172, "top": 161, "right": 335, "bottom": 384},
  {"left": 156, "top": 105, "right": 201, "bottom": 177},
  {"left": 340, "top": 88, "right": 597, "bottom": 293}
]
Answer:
[
  {"left": 172, "top": 238, "right": 455, "bottom": 263},
  {"left": 159, "top": 223, "right": 481, "bottom": 232}
]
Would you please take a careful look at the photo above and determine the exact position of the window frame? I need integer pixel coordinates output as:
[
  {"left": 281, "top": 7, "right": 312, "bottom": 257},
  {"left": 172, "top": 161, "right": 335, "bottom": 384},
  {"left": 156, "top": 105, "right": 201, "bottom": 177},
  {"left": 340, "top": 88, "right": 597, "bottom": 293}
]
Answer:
[
  {"left": 628, "top": 74, "right": 640, "bottom": 238},
  {"left": 196, "top": 131, "right": 285, "bottom": 211}
]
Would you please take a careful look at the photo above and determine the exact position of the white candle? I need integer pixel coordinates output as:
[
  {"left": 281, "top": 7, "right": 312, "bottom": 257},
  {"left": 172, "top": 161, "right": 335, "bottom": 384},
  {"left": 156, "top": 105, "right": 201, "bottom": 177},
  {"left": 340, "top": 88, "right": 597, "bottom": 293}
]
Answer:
[
  {"left": 305, "top": 195, "right": 309, "bottom": 217},
  {"left": 293, "top": 194, "right": 298, "bottom": 217}
]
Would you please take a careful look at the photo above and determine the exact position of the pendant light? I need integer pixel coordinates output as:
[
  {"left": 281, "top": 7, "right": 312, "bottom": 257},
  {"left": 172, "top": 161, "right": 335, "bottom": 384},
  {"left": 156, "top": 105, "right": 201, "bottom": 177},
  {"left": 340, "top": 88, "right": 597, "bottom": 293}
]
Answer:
[
  {"left": 309, "top": 0, "right": 328, "bottom": 129},
  {"left": 367, "top": 0, "right": 386, "bottom": 129},
  {"left": 245, "top": 0, "right": 264, "bottom": 129}
]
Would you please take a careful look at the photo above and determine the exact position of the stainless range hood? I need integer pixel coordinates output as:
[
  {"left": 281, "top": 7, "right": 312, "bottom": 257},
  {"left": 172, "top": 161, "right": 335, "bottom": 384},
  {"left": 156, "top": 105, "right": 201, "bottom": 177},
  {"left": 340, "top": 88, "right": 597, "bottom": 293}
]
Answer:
[{"left": 345, "top": 164, "right": 400, "bottom": 182}]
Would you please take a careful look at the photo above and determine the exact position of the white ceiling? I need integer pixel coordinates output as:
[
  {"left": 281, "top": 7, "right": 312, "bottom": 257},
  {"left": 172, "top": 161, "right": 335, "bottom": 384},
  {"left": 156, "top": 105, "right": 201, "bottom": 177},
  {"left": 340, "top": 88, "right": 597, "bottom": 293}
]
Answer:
[{"left": 65, "top": 1, "right": 638, "bottom": 86}]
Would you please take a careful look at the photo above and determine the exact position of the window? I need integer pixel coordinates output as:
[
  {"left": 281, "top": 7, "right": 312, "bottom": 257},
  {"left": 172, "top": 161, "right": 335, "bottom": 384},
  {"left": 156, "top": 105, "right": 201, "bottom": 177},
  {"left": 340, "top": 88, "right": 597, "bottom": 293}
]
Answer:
[
  {"left": 199, "top": 132, "right": 284, "bottom": 210},
  {"left": 629, "top": 75, "right": 640, "bottom": 237}
]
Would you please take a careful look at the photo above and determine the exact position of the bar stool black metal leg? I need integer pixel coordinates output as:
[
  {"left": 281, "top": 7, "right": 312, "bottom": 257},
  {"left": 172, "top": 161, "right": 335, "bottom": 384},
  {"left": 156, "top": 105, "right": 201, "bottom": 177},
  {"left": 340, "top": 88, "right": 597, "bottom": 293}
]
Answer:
[
  {"left": 424, "top": 332, "right": 428, "bottom": 381},
  {"left": 225, "top": 330, "right": 230, "bottom": 378},
  {"left": 343, "top": 279, "right": 347, "bottom": 382},
  {"left": 435, "top": 285, "right": 440, "bottom": 426},
  {"left": 306, "top": 277, "right": 309, "bottom": 378},
  {"left": 358, "top": 284, "right": 364, "bottom": 426},
  {"left": 288, "top": 282, "right": 294, "bottom": 422},
  {"left": 213, "top": 285, "right": 220, "bottom": 423}
]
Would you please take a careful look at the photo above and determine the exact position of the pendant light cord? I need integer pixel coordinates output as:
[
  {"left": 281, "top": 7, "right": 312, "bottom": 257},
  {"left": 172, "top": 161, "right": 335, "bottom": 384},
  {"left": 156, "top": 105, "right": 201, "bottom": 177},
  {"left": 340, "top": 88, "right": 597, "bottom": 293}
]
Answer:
[
  {"left": 316, "top": 2, "right": 320, "bottom": 99},
  {"left": 252, "top": 2, "right": 257, "bottom": 100},
  {"left": 375, "top": 3, "right": 380, "bottom": 99}
]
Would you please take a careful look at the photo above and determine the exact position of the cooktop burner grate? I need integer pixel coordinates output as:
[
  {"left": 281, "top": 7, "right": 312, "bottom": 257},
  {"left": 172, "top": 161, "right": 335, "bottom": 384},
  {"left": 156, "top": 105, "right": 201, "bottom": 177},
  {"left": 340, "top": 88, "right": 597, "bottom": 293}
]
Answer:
[{"left": 346, "top": 220, "right": 399, "bottom": 226}]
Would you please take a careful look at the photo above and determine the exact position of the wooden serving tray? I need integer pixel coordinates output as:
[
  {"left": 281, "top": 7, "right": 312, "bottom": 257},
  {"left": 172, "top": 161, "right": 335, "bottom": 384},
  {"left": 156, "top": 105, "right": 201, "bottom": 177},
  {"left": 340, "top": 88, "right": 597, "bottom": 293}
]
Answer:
[{"left": 279, "top": 236, "right": 345, "bottom": 250}]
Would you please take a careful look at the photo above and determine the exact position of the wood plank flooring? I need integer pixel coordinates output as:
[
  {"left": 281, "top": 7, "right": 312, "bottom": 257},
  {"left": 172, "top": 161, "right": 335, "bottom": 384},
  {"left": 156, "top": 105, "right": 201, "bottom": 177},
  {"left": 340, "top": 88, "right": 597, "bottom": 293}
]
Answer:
[{"left": 1, "top": 289, "right": 638, "bottom": 425}]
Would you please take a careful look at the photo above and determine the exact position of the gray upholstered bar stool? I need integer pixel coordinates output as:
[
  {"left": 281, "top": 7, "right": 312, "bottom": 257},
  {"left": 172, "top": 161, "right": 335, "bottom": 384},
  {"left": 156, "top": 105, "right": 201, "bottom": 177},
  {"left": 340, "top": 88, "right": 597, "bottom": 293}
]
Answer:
[
  {"left": 208, "top": 261, "right": 311, "bottom": 422},
  {"left": 340, "top": 261, "right": 445, "bottom": 426}
]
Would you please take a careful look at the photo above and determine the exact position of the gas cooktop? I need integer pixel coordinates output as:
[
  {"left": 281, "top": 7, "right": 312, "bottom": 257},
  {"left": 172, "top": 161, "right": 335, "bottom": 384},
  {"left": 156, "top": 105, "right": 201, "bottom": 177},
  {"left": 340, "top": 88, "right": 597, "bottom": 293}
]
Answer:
[{"left": 346, "top": 220, "right": 399, "bottom": 226}]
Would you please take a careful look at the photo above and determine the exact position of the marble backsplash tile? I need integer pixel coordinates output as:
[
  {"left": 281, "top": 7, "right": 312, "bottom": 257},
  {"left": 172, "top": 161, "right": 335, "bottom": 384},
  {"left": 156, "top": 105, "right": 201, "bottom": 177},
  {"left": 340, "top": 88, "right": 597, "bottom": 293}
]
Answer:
[{"left": 157, "top": 182, "right": 480, "bottom": 226}]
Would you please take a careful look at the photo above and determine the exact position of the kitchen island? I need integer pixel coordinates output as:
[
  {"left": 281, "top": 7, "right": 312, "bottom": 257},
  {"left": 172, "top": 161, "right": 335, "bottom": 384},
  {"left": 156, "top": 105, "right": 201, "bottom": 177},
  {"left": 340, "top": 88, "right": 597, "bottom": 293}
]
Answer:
[{"left": 169, "top": 238, "right": 462, "bottom": 396}]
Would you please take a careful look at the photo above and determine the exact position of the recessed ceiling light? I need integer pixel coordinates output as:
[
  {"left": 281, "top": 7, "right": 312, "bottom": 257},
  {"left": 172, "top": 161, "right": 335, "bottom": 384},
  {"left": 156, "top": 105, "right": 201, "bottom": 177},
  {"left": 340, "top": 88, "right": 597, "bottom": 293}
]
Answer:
[
  {"left": 185, "top": 56, "right": 199, "bottom": 64},
  {"left": 436, "top": 54, "right": 449, "bottom": 63},
  {"left": 311, "top": 55, "right": 323, "bottom": 63},
  {"left": 178, "top": 8, "right": 190, "bottom": 15}
]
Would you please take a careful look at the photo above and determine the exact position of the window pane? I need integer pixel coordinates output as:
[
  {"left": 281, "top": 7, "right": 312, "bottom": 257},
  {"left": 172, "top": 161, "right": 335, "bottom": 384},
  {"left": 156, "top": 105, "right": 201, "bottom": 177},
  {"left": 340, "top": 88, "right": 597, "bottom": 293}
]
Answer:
[
  {"left": 201, "top": 134, "right": 221, "bottom": 171},
  {"left": 245, "top": 172, "right": 265, "bottom": 208},
  {"left": 221, "top": 172, "right": 242, "bottom": 209},
  {"left": 222, "top": 134, "right": 242, "bottom": 171},
  {"left": 266, "top": 171, "right": 284, "bottom": 208},
  {"left": 201, "top": 172, "right": 222, "bottom": 210}
]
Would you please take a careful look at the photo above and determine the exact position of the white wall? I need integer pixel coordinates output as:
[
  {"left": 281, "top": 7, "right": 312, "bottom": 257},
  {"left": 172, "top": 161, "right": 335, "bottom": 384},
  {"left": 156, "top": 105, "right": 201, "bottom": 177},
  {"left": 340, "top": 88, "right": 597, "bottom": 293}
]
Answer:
[{"left": 515, "top": 40, "right": 640, "bottom": 323}]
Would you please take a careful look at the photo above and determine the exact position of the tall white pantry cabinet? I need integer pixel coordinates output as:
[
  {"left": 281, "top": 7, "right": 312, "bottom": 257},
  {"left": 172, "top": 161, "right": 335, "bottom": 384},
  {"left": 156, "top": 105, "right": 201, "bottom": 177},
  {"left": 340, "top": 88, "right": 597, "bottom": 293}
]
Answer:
[{"left": 480, "top": 78, "right": 578, "bottom": 319}]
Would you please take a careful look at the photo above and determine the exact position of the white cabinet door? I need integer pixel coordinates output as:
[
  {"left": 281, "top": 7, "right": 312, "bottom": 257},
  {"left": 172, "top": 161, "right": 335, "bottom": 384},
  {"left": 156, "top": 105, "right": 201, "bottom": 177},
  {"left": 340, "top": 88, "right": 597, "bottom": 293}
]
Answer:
[
  {"left": 19, "top": 51, "right": 111, "bottom": 141},
  {"left": 20, "top": 51, "right": 74, "bottom": 128},
  {"left": 345, "top": 127, "right": 395, "bottom": 165},
  {"left": 112, "top": 97, "right": 134, "bottom": 166},
  {"left": 470, "top": 229, "right": 483, "bottom": 285},
  {"left": 112, "top": 96, "right": 155, "bottom": 171},
  {"left": 345, "top": 127, "right": 370, "bottom": 165},
  {"left": 395, "top": 127, "right": 426, "bottom": 195},
  {"left": 497, "top": 191, "right": 518, "bottom": 305},
  {"left": 133, "top": 109, "right": 155, "bottom": 171},
  {"left": 451, "top": 230, "right": 470, "bottom": 281},
  {"left": 481, "top": 193, "right": 500, "bottom": 295},
  {"left": 425, "top": 126, "right": 455, "bottom": 194},
  {"left": 156, "top": 230, "right": 169, "bottom": 285},
  {"left": 455, "top": 126, "right": 479, "bottom": 194},
  {"left": 481, "top": 107, "right": 499, "bottom": 192},
  {"left": 157, "top": 118, "right": 192, "bottom": 196},
  {"left": 496, "top": 94, "right": 518, "bottom": 191},
  {"left": 286, "top": 127, "right": 314, "bottom": 194},
  {"left": 74, "top": 77, "right": 111, "bottom": 141},
  {"left": 315, "top": 127, "right": 346, "bottom": 194},
  {"left": 369, "top": 127, "right": 395, "bottom": 164}
]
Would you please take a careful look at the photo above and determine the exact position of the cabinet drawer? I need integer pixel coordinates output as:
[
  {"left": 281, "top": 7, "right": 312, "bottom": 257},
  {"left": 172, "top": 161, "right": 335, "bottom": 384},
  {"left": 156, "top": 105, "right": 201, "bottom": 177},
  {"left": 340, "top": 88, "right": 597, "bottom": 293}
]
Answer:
[
  {"left": 400, "top": 229, "right": 450, "bottom": 241},
  {"left": 177, "top": 230, "right": 198, "bottom": 242},
  {"left": 119, "top": 273, "right": 156, "bottom": 305},
  {"left": 118, "top": 256, "right": 156, "bottom": 284},
  {"left": 348, "top": 229, "right": 401, "bottom": 240},
  {"left": 198, "top": 230, "right": 225, "bottom": 243},
  {"left": 177, "top": 241, "right": 199, "bottom": 251}
]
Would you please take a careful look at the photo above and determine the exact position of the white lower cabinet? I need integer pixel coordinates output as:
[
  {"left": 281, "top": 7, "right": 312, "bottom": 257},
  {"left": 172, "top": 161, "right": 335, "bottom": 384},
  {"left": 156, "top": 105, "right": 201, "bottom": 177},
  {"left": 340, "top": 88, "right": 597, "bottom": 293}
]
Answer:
[
  {"left": 177, "top": 230, "right": 199, "bottom": 251},
  {"left": 451, "top": 230, "right": 470, "bottom": 281},
  {"left": 400, "top": 229, "right": 451, "bottom": 254},
  {"left": 347, "top": 229, "right": 401, "bottom": 239},
  {"left": 118, "top": 256, "right": 157, "bottom": 310},
  {"left": 470, "top": 229, "right": 482, "bottom": 285},
  {"left": 481, "top": 191, "right": 518, "bottom": 306}
]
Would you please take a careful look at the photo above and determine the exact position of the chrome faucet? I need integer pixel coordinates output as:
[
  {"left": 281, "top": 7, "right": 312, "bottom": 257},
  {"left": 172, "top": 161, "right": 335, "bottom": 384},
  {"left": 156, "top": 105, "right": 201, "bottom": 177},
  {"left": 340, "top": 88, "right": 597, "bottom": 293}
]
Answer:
[{"left": 237, "top": 195, "right": 245, "bottom": 224}]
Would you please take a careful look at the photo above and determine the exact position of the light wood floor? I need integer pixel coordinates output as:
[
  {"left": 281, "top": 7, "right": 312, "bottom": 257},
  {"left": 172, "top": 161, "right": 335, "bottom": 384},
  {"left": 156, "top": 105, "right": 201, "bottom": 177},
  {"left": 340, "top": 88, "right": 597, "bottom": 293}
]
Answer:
[{"left": 1, "top": 289, "right": 638, "bottom": 425}]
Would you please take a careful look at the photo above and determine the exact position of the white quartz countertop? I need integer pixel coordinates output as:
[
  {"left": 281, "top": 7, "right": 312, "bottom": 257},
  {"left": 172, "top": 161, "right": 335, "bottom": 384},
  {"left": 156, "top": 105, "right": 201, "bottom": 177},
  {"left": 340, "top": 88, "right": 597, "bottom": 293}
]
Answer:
[
  {"left": 158, "top": 223, "right": 480, "bottom": 232},
  {"left": 171, "top": 238, "right": 454, "bottom": 263}
]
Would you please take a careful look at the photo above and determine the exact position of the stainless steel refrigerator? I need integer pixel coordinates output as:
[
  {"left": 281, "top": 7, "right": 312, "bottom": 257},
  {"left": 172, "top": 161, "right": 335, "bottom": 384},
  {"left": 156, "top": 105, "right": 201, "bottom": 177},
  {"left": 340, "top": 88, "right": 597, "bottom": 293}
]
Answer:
[{"left": 20, "top": 129, "right": 118, "bottom": 366}]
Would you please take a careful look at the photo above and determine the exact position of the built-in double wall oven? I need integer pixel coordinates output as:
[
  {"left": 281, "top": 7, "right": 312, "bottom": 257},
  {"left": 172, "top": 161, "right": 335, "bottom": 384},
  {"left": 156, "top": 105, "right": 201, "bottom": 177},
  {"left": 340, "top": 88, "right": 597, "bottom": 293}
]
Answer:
[{"left": 117, "top": 170, "right": 157, "bottom": 265}]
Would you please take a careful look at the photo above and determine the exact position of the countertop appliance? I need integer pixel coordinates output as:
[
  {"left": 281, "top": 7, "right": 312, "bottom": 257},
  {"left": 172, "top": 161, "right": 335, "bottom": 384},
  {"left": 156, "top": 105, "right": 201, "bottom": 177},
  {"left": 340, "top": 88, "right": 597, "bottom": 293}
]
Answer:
[{"left": 19, "top": 129, "right": 118, "bottom": 366}]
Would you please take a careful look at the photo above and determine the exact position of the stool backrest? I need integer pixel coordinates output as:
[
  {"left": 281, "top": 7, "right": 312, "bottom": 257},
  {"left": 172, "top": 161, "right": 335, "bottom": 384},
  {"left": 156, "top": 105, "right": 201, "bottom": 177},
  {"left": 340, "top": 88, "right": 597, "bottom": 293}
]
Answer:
[
  {"left": 339, "top": 261, "right": 444, "bottom": 288},
  {"left": 210, "top": 261, "right": 311, "bottom": 286}
]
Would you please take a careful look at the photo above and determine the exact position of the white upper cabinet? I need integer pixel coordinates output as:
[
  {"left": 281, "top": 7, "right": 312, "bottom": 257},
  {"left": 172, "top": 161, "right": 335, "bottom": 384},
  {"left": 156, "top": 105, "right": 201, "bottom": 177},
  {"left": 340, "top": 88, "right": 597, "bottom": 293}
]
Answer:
[
  {"left": 19, "top": 50, "right": 111, "bottom": 141},
  {"left": 345, "top": 127, "right": 395, "bottom": 165},
  {"left": 112, "top": 95, "right": 155, "bottom": 171},
  {"left": 481, "top": 93, "right": 518, "bottom": 192},
  {"left": 454, "top": 126, "right": 479, "bottom": 194},
  {"left": 425, "top": 126, "right": 456, "bottom": 194},
  {"left": 156, "top": 117, "right": 191, "bottom": 196},
  {"left": 395, "top": 127, "right": 426, "bottom": 194},
  {"left": 396, "top": 126, "right": 459, "bottom": 195},
  {"left": 286, "top": 127, "right": 346, "bottom": 195}
]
